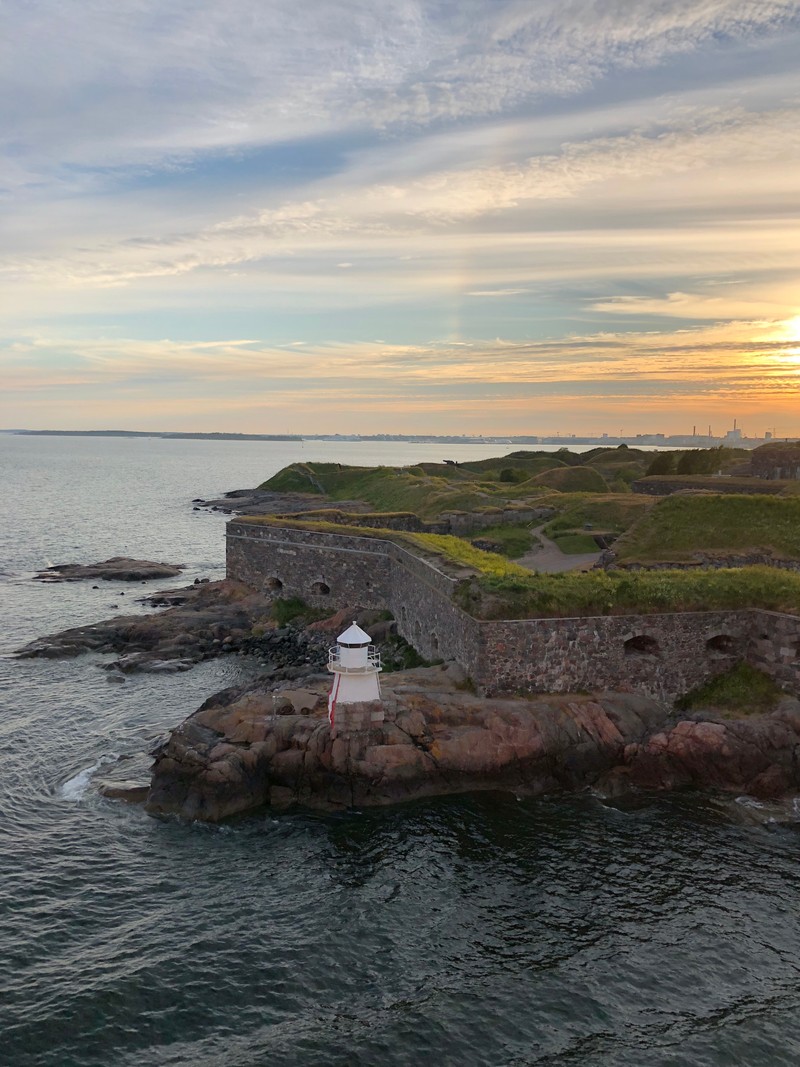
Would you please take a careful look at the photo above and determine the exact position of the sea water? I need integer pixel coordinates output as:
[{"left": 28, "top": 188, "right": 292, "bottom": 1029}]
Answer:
[{"left": 1, "top": 434, "right": 800, "bottom": 1067}]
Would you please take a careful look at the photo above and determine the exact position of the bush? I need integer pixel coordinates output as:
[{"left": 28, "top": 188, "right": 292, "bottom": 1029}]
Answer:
[
  {"left": 676, "top": 663, "right": 783, "bottom": 717},
  {"left": 676, "top": 447, "right": 728, "bottom": 475},
  {"left": 499, "top": 467, "right": 528, "bottom": 483},
  {"left": 646, "top": 452, "right": 675, "bottom": 476},
  {"left": 272, "top": 597, "right": 324, "bottom": 626},
  {"left": 468, "top": 524, "right": 534, "bottom": 558},
  {"left": 381, "top": 634, "right": 430, "bottom": 672}
]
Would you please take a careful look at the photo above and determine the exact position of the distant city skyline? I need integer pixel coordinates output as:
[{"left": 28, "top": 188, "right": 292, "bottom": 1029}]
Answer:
[
  {"left": 5, "top": 421, "right": 795, "bottom": 446},
  {"left": 2, "top": 1, "right": 800, "bottom": 434}
]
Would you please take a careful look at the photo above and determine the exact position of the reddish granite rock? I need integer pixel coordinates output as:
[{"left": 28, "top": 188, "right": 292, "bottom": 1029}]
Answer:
[
  {"left": 142, "top": 667, "right": 800, "bottom": 821},
  {"left": 144, "top": 668, "right": 667, "bottom": 820},
  {"left": 615, "top": 704, "right": 800, "bottom": 797}
]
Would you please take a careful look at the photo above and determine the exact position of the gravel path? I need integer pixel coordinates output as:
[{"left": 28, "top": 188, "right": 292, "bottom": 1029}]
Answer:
[{"left": 517, "top": 525, "right": 601, "bottom": 574}]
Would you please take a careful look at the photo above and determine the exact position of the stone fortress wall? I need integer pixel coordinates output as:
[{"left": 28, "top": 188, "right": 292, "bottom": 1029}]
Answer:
[{"left": 226, "top": 520, "right": 800, "bottom": 703}]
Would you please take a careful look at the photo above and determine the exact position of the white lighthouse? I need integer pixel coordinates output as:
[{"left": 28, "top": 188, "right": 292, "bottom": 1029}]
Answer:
[{"left": 327, "top": 622, "right": 382, "bottom": 728}]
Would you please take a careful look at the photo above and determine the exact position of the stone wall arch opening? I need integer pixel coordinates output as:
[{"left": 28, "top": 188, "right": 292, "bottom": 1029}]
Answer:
[
  {"left": 266, "top": 576, "right": 283, "bottom": 592},
  {"left": 624, "top": 634, "right": 660, "bottom": 657},
  {"left": 706, "top": 633, "right": 736, "bottom": 655},
  {"left": 311, "top": 581, "right": 330, "bottom": 596}
]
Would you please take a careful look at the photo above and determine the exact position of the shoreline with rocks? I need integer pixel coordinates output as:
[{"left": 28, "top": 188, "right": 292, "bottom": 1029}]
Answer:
[
  {"left": 15, "top": 566, "right": 800, "bottom": 820},
  {"left": 144, "top": 663, "right": 800, "bottom": 821}
]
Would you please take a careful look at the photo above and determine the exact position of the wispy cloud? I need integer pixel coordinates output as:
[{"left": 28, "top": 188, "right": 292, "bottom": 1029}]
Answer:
[
  {"left": 3, "top": 0, "right": 799, "bottom": 191},
  {"left": 3, "top": 320, "right": 798, "bottom": 433},
  {"left": 4, "top": 102, "right": 800, "bottom": 294}
]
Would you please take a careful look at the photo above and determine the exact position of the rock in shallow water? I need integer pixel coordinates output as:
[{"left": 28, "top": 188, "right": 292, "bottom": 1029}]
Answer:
[
  {"left": 33, "top": 556, "right": 185, "bottom": 582},
  {"left": 15, "top": 579, "right": 281, "bottom": 670}
]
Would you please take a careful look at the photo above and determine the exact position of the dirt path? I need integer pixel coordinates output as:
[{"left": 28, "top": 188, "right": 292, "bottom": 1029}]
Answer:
[{"left": 517, "top": 525, "right": 602, "bottom": 574}]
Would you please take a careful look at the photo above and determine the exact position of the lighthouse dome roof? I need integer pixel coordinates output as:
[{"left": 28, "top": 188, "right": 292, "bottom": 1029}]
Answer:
[{"left": 337, "top": 622, "right": 372, "bottom": 646}]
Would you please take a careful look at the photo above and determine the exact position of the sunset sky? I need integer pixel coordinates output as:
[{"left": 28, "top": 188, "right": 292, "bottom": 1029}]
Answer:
[{"left": 2, "top": 0, "right": 800, "bottom": 436}]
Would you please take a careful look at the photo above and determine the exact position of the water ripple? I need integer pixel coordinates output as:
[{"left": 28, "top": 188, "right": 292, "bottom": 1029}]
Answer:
[{"left": 3, "top": 437, "right": 800, "bottom": 1066}]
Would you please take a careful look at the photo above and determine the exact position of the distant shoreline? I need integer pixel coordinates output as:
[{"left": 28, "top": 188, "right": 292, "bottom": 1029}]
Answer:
[
  {"left": 3, "top": 429, "right": 791, "bottom": 448},
  {"left": 7, "top": 430, "right": 302, "bottom": 442}
]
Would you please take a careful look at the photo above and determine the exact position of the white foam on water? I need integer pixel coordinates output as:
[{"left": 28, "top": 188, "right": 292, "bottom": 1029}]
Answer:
[{"left": 59, "top": 753, "right": 118, "bottom": 801}]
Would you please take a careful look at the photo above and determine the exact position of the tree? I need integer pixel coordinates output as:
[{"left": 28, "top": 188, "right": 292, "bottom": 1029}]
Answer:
[
  {"left": 676, "top": 447, "right": 726, "bottom": 475},
  {"left": 646, "top": 452, "right": 675, "bottom": 476},
  {"left": 676, "top": 450, "right": 706, "bottom": 474}
]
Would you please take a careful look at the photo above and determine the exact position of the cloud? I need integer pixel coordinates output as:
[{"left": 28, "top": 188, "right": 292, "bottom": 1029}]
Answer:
[
  {"left": 467, "top": 289, "right": 530, "bottom": 297},
  {"left": 2, "top": 1, "right": 800, "bottom": 434},
  {"left": 3, "top": 101, "right": 800, "bottom": 297},
  {"left": 3, "top": 317, "right": 797, "bottom": 390},
  {"left": 592, "top": 282, "right": 800, "bottom": 322},
  {"left": 3, "top": 317, "right": 798, "bottom": 433},
  {"left": 2, "top": 0, "right": 799, "bottom": 193}
]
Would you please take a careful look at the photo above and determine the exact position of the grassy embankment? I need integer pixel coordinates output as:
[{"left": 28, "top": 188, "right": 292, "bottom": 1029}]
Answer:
[
  {"left": 470, "top": 524, "right": 536, "bottom": 558},
  {"left": 460, "top": 566, "right": 800, "bottom": 620},
  {"left": 270, "top": 495, "right": 651, "bottom": 559},
  {"left": 633, "top": 474, "right": 790, "bottom": 494},
  {"left": 259, "top": 449, "right": 657, "bottom": 519},
  {"left": 614, "top": 494, "right": 800, "bottom": 563},
  {"left": 238, "top": 515, "right": 800, "bottom": 620},
  {"left": 541, "top": 494, "right": 653, "bottom": 554},
  {"left": 676, "top": 663, "right": 785, "bottom": 718},
  {"left": 253, "top": 455, "right": 800, "bottom": 617},
  {"left": 262, "top": 447, "right": 753, "bottom": 517},
  {"left": 264, "top": 462, "right": 516, "bottom": 519},
  {"left": 260, "top": 458, "right": 657, "bottom": 559},
  {"left": 239, "top": 515, "right": 534, "bottom": 579}
]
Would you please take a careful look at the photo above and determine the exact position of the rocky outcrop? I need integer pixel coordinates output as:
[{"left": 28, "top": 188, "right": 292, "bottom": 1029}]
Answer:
[
  {"left": 15, "top": 579, "right": 322, "bottom": 674},
  {"left": 144, "top": 668, "right": 800, "bottom": 822},
  {"left": 195, "top": 490, "right": 368, "bottom": 516},
  {"left": 145, "top": 669, "right": 666, "bottom": 820},
  {"left": 33, "top": 557, "right": 184, "bottom": 582},
  {"left": 603, "top": 698, "right": 800, "bottom": 796}
]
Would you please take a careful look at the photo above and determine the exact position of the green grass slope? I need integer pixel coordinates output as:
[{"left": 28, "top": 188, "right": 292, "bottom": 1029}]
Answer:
[
  {"left": 238, "top": 515, "right": 531, "bottom": 579},
  {"left": 614, "top": 493, "right": 800, "bottom": 563},
  {"left": 260, "top": 460, "right": 559, "bottom": 518},
  {"left": 260, "top": 464, "right": 497, "bottom": 517},
  {"left": 676, "top": 663, "right": 784, "bottom": 717},
  {"left": 543, "top": 494, "right": 654, "bottom": 541},
  {"left": 530, "top": 465, "right": 609, "bottom": 493},
  {"left": 461, "top": 566, "right": 800, "bottom": 619}
]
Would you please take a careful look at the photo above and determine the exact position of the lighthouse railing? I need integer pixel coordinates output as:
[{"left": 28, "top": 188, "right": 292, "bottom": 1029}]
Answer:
[{"left": 327, "top": 645, "right": 382, "bottom": 673}]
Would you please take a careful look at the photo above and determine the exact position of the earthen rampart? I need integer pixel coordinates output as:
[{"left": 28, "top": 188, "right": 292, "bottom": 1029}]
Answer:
[
  {"left": 278, "top": 506, "right": 555, "bottom": 536},
  {"left": 226, "top": 519, "right": 800, "bottom": 703}
]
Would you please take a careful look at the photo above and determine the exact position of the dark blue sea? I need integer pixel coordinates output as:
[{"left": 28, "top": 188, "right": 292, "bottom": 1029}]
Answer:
[{"left": 2, "top": 434, "right": 800, "bottom": 1067}]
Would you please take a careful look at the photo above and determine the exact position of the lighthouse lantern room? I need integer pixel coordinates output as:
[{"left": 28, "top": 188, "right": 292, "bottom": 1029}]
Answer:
[{"left": 328, "top": 622, "right": 382, "bottom": 725}]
